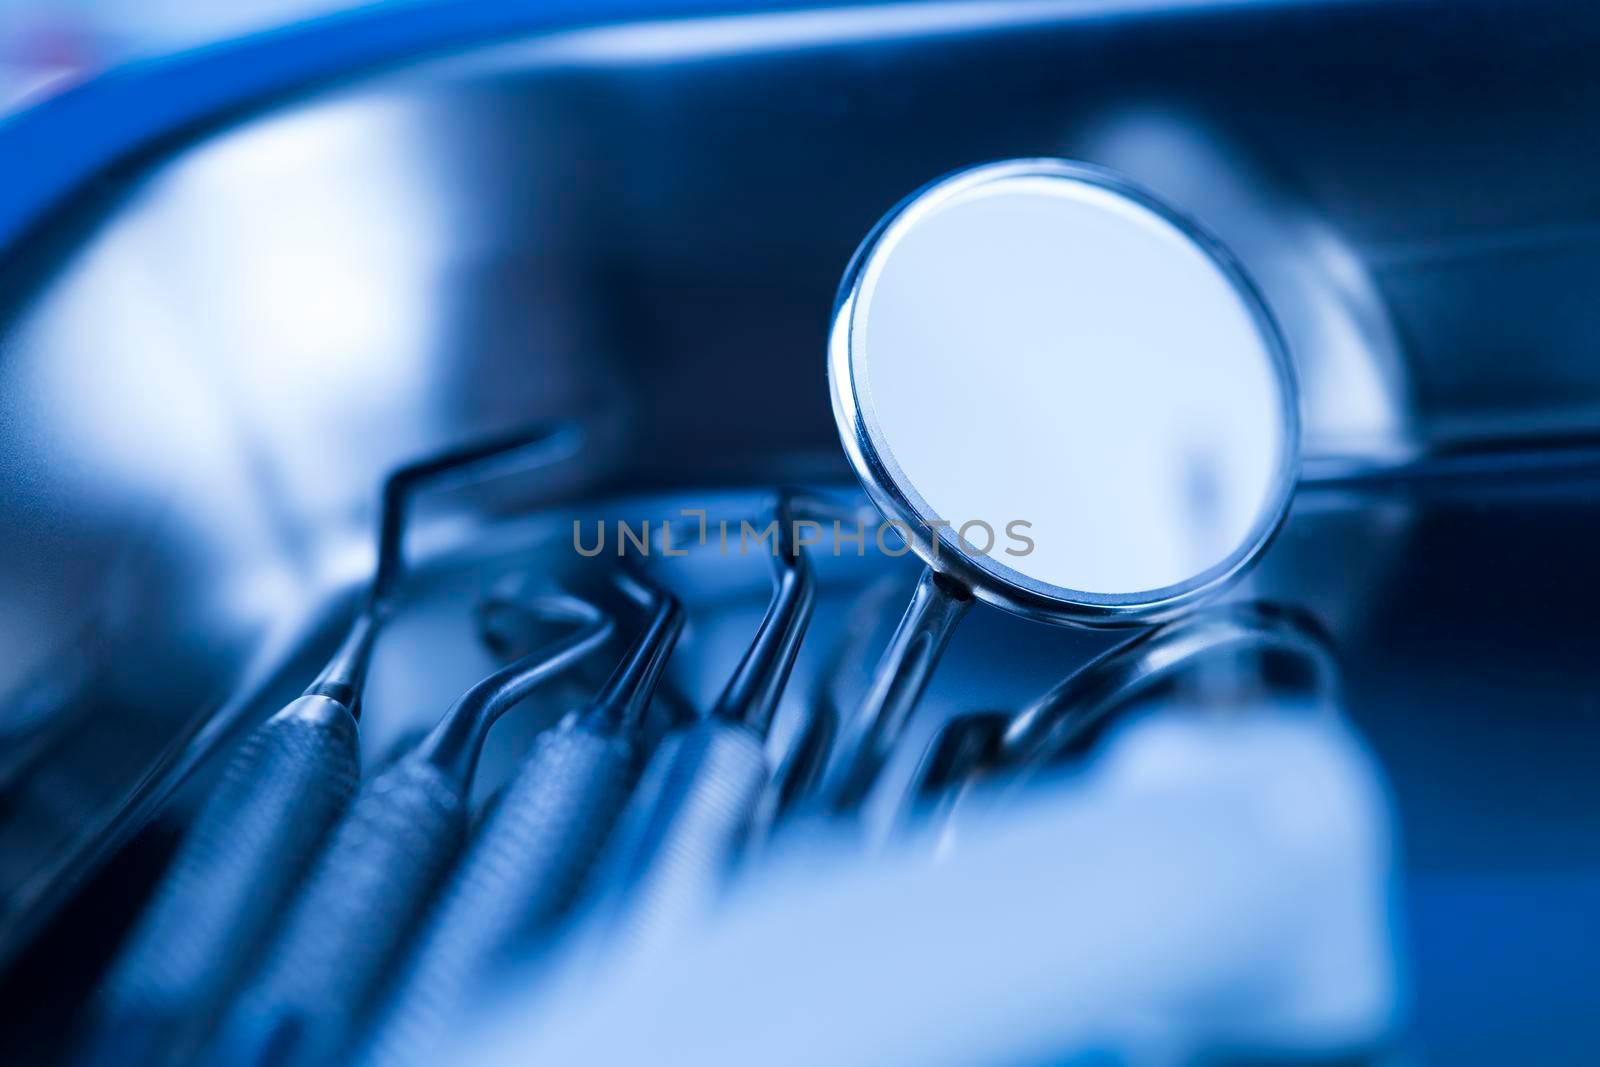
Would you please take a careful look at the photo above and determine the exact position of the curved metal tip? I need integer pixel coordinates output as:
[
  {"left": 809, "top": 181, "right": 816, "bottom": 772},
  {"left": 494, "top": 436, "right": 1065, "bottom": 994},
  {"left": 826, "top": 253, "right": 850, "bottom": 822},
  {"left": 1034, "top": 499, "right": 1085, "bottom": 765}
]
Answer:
[
  {"left": 370, "top": 421, "right": 584, "bottom": 608},
  {"left": 1000, "top": 600, "right": 1340, "bottom": 767},
  {"left": 415, "top": 592, "right": 614, "bottom": 786},
  {"left": 708, "top": 491, "right": 818, "bottom": 737},
  {"left": 584, "top": 568, "right": 686, "bottom": 734},
  {"left": 306, "top": 422, "right": 587, "bottom": 719}
]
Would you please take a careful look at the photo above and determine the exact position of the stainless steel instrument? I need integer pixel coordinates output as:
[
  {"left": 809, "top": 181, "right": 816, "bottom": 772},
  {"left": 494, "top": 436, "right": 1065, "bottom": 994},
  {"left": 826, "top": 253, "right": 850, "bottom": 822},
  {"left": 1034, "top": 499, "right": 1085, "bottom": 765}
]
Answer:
[{"left": 816, "top": 160, "right": 1301, "bottom": 810}]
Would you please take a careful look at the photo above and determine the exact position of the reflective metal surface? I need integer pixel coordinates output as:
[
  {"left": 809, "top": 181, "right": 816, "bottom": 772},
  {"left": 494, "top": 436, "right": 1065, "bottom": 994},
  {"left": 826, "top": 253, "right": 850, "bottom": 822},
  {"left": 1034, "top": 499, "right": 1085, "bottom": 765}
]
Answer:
[
  {"left": 3, "top": 2, "right": 1600, "bottom": 1063},
  {"left": 816, "top": 159, "right": 1299, "bottom": 809},
  {"left": 998, "top": 600, "right": 1338, "bottom": 766},
  {"left": 830, "top": 158, "right": 1299, "bottom": 620}
]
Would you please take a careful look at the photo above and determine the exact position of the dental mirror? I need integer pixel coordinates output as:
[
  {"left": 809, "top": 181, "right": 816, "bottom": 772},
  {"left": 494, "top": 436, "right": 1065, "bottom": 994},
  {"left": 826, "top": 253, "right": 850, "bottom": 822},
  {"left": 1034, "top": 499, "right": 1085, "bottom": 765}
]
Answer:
[{"left": 820, "top": 158, "right": 1300, "bottom": 810}]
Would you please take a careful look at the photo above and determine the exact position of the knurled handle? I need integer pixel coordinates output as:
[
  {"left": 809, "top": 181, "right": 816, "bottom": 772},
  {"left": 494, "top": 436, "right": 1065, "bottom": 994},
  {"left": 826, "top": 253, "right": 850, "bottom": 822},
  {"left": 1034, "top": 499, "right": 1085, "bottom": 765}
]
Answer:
[
  {"left": 587, "top": 719, "right": 771, "bottom": 961},
  {"left": 358, "top": 724, "right": 637, "bottom": 1067},
  {"left": 77, "top": 696, "right": 358, "bottom": 1067},
  {"left": 205, "top": 756, "right": 467, "bottom": 1067}
]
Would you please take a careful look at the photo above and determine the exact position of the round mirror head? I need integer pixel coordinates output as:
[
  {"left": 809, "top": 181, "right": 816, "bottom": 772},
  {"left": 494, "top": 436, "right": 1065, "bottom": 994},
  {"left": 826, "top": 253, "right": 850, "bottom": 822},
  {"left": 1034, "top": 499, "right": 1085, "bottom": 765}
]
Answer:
[{"left": 829, "top": 159, "right": 1299, "bottom": 625}]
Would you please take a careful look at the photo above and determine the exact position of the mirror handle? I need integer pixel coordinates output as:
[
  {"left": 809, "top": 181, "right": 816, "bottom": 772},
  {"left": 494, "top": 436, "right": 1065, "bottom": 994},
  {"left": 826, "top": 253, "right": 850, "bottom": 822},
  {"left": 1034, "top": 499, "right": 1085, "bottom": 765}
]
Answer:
[{"left": 817, "top": 567, "right": 972, "bottom": 812}]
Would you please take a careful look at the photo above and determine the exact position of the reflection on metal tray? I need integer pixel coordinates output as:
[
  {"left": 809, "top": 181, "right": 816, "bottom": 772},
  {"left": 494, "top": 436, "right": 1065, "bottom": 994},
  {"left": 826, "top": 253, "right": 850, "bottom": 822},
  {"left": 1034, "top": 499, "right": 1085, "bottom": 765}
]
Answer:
[{"left": 3, "top": 2, "right": 1600, "bottom": 1065}]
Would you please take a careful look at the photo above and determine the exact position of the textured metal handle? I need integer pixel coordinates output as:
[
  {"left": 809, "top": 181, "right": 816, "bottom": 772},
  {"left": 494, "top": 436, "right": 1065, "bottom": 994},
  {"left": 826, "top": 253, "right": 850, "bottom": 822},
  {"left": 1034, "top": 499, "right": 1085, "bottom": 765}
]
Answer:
[
  {"left": 358, "top": 724, "right": 637, "bottom": 1067},
  {"left": 206, "top": 756, "right": 467, "bottom": 1067},
  {"left": 76, "top": 696, "right": 359, "bottom": 1067},
  {"left": 586, "top": 719, "right": 771, "bottom": 962}
]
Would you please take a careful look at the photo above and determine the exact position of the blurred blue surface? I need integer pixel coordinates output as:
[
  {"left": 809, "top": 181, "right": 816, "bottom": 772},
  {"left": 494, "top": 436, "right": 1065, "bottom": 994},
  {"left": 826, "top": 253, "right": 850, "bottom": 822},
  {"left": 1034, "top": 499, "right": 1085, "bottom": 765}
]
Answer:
[{"left": 3, "top": 1, "right": 1600, "bottom": 1064}]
